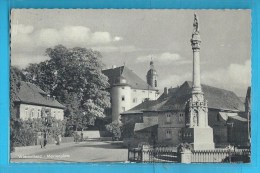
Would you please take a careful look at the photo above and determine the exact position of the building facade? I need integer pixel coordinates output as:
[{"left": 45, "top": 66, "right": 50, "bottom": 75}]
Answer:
[
  {"left": 102, "top": 62, "right": 160, "bottom": 122},
  {"left": 121, "top": 81, "right": 246, "bottom": 147},
  {"left": 14, "top": 81, "right": 65, "bottom": 121}
]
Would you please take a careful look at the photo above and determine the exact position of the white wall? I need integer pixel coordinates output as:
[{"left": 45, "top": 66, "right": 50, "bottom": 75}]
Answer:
[
  {"left": 111, "top": 85, "right": 132, "bottom": 122},
  {"left": 131, "top": 89, "right": 158, "bottom": 108},
  {"left": 19, "top": 103, "right": 64, "bottom": 121}
]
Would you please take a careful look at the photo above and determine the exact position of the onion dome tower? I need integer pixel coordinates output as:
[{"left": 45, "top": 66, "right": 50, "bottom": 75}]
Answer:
[{"left": 146, "top": 60, "right": 158, "bottom": 88}]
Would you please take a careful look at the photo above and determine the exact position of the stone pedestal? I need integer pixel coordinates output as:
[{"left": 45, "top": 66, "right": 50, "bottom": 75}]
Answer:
[{"left": 183, "top": 127, "right": 215, "bottom": 150}]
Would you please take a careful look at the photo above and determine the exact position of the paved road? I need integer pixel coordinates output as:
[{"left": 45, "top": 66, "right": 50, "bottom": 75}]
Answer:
[{"left": 11, "top": 140, "right": 128, "bottom": 163}]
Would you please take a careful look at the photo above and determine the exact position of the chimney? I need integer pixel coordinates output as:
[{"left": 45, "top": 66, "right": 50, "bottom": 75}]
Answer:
[{"left": 164, "top": 87, "right": 168, "bottom": 95}]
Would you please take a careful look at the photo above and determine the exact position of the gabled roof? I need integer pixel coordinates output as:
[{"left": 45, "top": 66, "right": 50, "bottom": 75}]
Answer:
[
  {"left": 15, "top": 81, "right": 65, "bottom": 109},
  {"left": 121, "top": 99, "right": 168, "bottom": 115},
  {"left": 122, "top": 81, "right": 245, "bottom": 115},
  {"left": 159, "top": 81, "right": 245, "bottom": 111},
  {"left": 102, "top": 66, "right": 156, "bottom": 90}
]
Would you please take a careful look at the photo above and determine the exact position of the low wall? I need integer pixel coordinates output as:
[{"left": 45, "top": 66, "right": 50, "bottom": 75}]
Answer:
[{"left": 76, "top": 130, "right": 100, "bottom": 139}]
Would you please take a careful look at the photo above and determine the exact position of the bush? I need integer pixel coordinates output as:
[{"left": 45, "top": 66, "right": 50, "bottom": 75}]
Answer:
[
  {"left": 11, "top": 117, "right": 66, "bottom": 147},
  {"left": 105, "top": 121, "right": 122, "bottom": 141}
]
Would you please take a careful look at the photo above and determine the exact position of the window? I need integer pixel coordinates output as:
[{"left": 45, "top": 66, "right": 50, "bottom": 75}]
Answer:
[
  {"left": 179, "top": 113, "right": 184, "bottom": 122},
  {"left": 30, "top": 108, "right": 34, "bottom": 118},
  {"left": 155, "top": 80, "right": 157, "bottom": 87},
  {"left": 38, "top": 109, "right": 41, "bottom": 118},
  {"left": 25, "top": 107, "right": 28, "bottom": 117},
  {"left": 133, "top": 98, "right": 137, "bottom": 103},
  {"left": 166, "top": 113, "right": 171, "bottom": 123},
  {"left": 166, "top": 130, "right": 171, "bottom": 139},
  {"left": 178, "top": 130, "right": 182, "bottom": 139},
  {"left": 121, "top": 87, "right": 125, "bottom": 89},
  {"left": 142, "top": 90, "right": 145, "bottom": 93},
  {"left": 217, "top": 114, "right": 220, "bottom": 121},
  {"left": 122, "top": 107, "right": 126, "bottom": 112},
  {"left": 121, "top": 96, "right": 125, "bottom": 101},
  {"left": 133, "top": 90, "right": 137, "bottom": 92}
]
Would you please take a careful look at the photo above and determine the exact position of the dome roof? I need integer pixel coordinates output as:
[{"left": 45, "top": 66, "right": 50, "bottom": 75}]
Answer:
[{"left": 147, "top": 69, "right": 157, "bottom": 76}]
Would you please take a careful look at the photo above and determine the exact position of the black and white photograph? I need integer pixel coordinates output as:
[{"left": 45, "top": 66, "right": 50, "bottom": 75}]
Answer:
[{"left": 10, "top": 9, "right": 251, "bottom": 163}]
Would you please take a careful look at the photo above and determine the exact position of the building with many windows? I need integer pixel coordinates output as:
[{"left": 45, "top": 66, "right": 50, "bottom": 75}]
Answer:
[{"left": 102, "top": 62, "right": 160, "bottom": 122}]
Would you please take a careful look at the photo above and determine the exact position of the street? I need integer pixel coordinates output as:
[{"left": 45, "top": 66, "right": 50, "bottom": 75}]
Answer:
[{"left": 11, "top": 140, "right": 128, "bottom": 163}]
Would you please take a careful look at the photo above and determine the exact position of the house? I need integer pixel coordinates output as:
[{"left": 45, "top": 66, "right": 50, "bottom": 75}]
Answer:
[
  {"left": 14, "top": 81, "right": 65, "bottom": 120},
  {"left": 121, "top": 81, "right": 246, "bottom": 147},
  {"left": 102, "top": 61, "right": 160, "bottom": 122}
]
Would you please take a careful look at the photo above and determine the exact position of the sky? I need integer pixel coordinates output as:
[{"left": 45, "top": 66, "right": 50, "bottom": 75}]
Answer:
[{"left": 10, "top": 9, "right": 251, "bottom": 97}]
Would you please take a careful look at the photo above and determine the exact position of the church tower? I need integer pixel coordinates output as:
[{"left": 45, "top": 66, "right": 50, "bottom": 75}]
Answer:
[
  {"left": 182, "top": 14, "right": 215, "bottom": 150},
  {"left": 146, "top": 60, "right": 158, "bottom": 88}
]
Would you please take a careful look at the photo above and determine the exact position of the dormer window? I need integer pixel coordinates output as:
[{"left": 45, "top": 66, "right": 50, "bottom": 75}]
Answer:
[{"left": 166, "top": 113, "right": 171, "bottom": 123}]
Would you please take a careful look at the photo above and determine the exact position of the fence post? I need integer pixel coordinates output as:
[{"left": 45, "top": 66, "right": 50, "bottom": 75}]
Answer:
[
  {"left": 181, "top": 149, "right": 192, "bottom": 163},
  {"left": 141, "top": 145, "right": 150, "bottom": 162}
]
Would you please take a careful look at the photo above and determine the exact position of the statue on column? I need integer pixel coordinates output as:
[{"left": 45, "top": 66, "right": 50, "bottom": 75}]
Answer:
[{"left": 193, "top": 13, "right": 199, "bottom": 34}]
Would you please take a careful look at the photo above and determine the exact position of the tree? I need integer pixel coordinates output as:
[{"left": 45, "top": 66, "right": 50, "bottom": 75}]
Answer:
[
  {"left": 24, "top": 45, "right": 110, "bottom": 133},
  {"left": 105, "top": 121, "right": 122, "bottom": 141},
  {"left": 10, "top": 66, "right": 24, "bottom": 151}
]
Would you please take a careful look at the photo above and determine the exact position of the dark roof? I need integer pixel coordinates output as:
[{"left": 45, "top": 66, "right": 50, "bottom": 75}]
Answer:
[
  {"left": 121, "top": 99, "right": 168, "bottom": 115},
  {"left": 102, "top": 66, "right": 156, "bottom": 90},
  {"left": 122, "top": 81, "right": 245, "bottom": 115},
  {"left": 159, "top": 81, "right": 245, "bottom": 111},
  {"left": 15, "top": 81, "right": 65, "bottom": 109},
  {"left": 134, "top": 122, "right": 158, "bottom": 132}
]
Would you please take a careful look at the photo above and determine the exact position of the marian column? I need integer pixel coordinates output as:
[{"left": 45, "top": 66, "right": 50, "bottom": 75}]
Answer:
[{"left": 182, "top": 14, "right": 215, "bottom": 150}]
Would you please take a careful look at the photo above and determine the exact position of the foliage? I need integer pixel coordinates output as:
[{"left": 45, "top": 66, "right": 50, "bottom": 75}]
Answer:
[
  {"left": 177, "top": 142, "right": 193, "bottom": 152},
  {"left": 10, "top": 67, "right": 24, "bottom": 151},
  {"left": 105, "top": 121, "right": 122, "bottom": 140},
  {"left": 12, "top": 117, "right": 66, "bottom": 147},
  {"left": 23, "top": 45, "right": 110, "bottom": 134}
]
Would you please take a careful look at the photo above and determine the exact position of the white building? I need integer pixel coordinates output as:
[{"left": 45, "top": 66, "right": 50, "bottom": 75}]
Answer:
[{"left": 103, "top": 61, "right": 160, "bottom": 122}]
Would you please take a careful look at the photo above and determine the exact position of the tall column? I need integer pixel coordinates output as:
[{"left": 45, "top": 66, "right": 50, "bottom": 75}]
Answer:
[
  {"left": 191, "top": 15, "right": 202, "bottom": 94},
  {"left": 182, "top": 14, "right": 215, "bottom": 150}
]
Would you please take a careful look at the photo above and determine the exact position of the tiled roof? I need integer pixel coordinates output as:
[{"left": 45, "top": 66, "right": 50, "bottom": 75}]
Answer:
[
  {"left": 15, "top": 81, "right": 65, "bottom": 109},
  {"left": 122, "top": 81, "right": 245, "bottom": 115},
  {"left": 121, "top": 99, "right": 168, "bottom": 115},
  {"left": 159, "top": 81, "right": 245, "bottom": 111},
  {"left": 134, "top": 122, "right": 158, "bottom": 132},
  {"left": 228, "top": 115, "right": 248, "bottom": 122},
  {"left": 102, "top": 66, "right": 156, "bottom": 90}
]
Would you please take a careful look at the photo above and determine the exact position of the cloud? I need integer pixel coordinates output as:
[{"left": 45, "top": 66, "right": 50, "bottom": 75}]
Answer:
[
  {"left": 92, "top": 45, "right": 139, "bottom": 53},
  {"left": 158, "top": 60, "right": 250, "bottom": 96},
  {"left": 11, "top": 24, "right": 34, "bottom": 36},
  {"left": 159, "top": 73, "right": 191, "bottom": 89},
  {"left": 113, "top": 36, "right": 123, "bottom": 41},
  {"left": 201, "top": 60, "right": 251, "bottom": 95},
  {"left": 11, "top": 24, "right": 124, "bottom": 52},
  {"left": 136, "top": 52, "right": 191, "bottom": 65}
]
